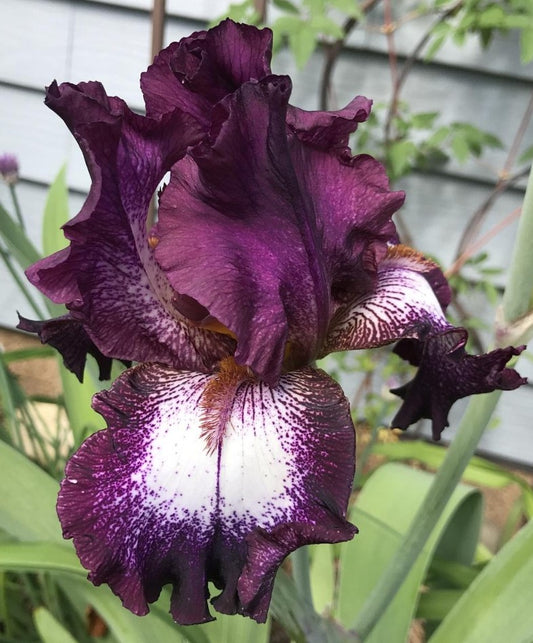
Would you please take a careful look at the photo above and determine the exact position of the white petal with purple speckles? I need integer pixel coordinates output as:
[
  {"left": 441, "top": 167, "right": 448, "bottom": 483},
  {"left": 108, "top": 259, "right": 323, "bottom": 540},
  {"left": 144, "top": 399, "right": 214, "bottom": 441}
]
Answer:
[{"left": 57, "top": 363, "right": 356, "bottom": 624}]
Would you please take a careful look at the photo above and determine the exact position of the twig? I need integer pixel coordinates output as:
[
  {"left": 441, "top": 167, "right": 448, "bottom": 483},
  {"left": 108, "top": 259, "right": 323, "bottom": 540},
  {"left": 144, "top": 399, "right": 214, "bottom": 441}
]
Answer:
[
  {"left": 455, "top": 90, "right": 533, "bottom": 257},
  {"left": 383, "top": 1, "right": 463, "bottom": 145},
  {"left": 150, "top": 0, "right": 166, "bottom": 62},
  {"left": 319, "top": 0, "right": 381, "bottom": 111},
  {"left": 447, "top": 205, "right": 523, "bottom": 277},
  {"left": 147, "top": 0, "right": 166, "bottom": 229},
  {"left": 253, "top": 0, "right": 267, "bottom": 23}
]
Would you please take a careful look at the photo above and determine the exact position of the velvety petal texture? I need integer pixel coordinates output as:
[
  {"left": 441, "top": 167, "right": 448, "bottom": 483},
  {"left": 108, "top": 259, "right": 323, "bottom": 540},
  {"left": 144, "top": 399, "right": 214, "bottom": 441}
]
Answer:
[
  {"left": 142, "top": 20, "right": 273, "bottom": 124},
  {"left": 24, "top": 18, "right": 527, "bottom": 631},
  {"left": 155, "top": 74, "right": 403, "bottom": 384},
  {"left": 57, "top": 362, "right": 356, "bottom": 624},
  {"left": 391, "top": 330, "right": 527, "bottom": 439}
]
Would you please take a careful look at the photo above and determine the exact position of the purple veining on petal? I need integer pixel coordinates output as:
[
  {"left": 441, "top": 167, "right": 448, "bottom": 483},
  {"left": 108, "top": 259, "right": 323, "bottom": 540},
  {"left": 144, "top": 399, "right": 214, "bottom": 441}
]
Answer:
[
  {"left": 25, "top": 80, "right": 235, "bottom": 374},
  {"left": 322, "top": 245, "right": 451, "bottom": 355},
  {"left": 155, "top": 71, "right": 403, "bottom": 383},
  {"left": 391, "top": 329, "right": 527, "bottom": 439},
  {"left": 155, "top": 76, "right": 332, "bottom": 385},
  {"left": 57, "top": 363, "right": 356, "bottom": 624}
]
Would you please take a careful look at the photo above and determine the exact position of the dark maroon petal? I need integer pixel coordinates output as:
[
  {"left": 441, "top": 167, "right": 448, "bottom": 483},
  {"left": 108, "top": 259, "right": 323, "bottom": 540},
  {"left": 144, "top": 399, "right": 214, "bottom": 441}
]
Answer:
[
  {"left": 322, "top": 245, "right": 451, "bottom": 355},
  {"left": 287, "top": 95, "right": 372, "bottom": 152},
  {"left": 155, "top": 74, "right": 403, "bottom": 384},
  {"left": 291, "top": 150, "right": 403, "bottom": 309},
  {"left": 16, "top": 313, "right": 129, "bottom": 382},
  {"left": 57, "top": 363, "right": 355, "bottom": 624},
  {"left": 142, "top": 19, "right": 273, "bottom": 124},
  {"left": 391, "top": 329, "right": 527, "bottom": 439},
  {"left": 26, "top": 80, "right": 235, "bottom": 373},
  {"left": 155, "top": 76, "right": 332, "bottom": 384}
]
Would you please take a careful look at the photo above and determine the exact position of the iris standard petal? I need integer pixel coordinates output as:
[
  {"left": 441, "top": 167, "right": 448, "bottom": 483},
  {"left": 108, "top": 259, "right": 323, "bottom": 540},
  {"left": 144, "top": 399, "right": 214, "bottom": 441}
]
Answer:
[
  {"left": 141, "top": 19, "right": 273, "bottom": 124},
  {"left": 25, "top": 80, "right": 235, "bottom": 375},
  {"left": 155, "top": 76, "right": 332, "bottom": 384},
  {"left": 57, "top": 362, "right": 356, "bottom": 624},
  {"left": 155, "top": 72, "right": 404, "bottom": 384},
  {"left": 322, "top": 245, "right": 451, "bottom": 355},
  {"left": 286, "top": 95, "right": 372, "bottom": 151},
  {"left": 391, "top": 330, "right": 527, "bottom": 439}
]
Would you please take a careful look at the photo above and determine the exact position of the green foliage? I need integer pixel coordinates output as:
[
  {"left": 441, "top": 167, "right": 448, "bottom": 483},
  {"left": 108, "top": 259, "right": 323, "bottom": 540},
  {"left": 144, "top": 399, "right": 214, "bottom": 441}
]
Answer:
[
  {"left": 371, "top": 439, "right": 533, "bottom": 519},
  {"left": 354, "top": 102, "right": 504, "bottom": 181},
  {"left": 425, "top": 0, "right": 533, "bottom": 63},
  {"left": 211, "top": 0, "right": 261, "bottom": 26},
  {"left": 335, "top": 463, "right": 482, "bottom": 641},
  {"left": 33, "top": 607, "right": 78, "bottom": 643},
  {"left": 430, "top": 519, "right": 533, "bottom": 642}
]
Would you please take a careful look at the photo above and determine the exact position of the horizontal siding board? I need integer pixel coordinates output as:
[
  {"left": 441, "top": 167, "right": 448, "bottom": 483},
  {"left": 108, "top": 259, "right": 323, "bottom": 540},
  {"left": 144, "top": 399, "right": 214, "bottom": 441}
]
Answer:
[
  {"left": 1, "top": 0, "right": 73, "bottom": 90},
  {"left": 399, "top": 172, "right": 523, "bottom": 281},
  {"left": 302, "top": 48, "right": 533, "bottom": 183},
  {"left": 0, "top": 86, "right": 88, "bottom": 190},
  {"left": 346, "top": 3, "right": 533, "bottom": 81}
]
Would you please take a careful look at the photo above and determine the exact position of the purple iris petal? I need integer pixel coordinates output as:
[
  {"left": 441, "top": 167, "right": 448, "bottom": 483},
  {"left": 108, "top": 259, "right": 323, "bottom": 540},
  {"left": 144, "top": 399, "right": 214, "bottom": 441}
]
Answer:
[
  {"left": 391, "top": 329, "right": 527, "bottom": 439},
  {"left": 17, "top": 314, "right": 129, "bottom": 382},
  {"left": 57, "top": 362, "right": 355, "bottom": 624},
  {"left": 286, "top": 95, "right": 372, "bottom": 151},
  {"left": 155, "top": 74, "right": 403, "bottom": 384},
  {"left": 141, "top": 19, "right": 273, "bottom": 124},
  {"left": 25, "top": 80, "right": 235, "bottom": 375}
]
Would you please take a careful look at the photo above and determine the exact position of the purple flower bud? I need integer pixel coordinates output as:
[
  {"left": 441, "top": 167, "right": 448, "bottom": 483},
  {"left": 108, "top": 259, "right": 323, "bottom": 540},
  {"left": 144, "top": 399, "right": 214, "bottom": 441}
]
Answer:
[{"left": 0, "top": 154, "right": 19, "bottom": 184}]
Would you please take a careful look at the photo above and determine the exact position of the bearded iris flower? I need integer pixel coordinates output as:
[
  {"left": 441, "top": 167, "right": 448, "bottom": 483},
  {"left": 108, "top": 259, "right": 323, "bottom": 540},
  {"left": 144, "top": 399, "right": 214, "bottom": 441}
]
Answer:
[{"left": 19, "top": 20, "right": 525, "bottom": 625}]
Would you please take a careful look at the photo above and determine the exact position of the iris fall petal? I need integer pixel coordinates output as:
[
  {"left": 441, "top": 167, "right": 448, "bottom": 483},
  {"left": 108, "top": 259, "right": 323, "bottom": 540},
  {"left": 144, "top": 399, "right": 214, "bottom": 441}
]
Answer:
[
  {"left": 57, "top": 362, "right": 355, "bottom": 624},
  {"left": 323, "top": 245, "right": 451, "bottom": 355}
]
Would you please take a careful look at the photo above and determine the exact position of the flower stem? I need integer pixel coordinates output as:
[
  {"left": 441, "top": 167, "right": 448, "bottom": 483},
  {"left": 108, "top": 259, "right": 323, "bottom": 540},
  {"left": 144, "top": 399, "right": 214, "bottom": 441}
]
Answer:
[
  {"left": 0, "top": 245, "right": 45, "bottom": 320},
  {"left": 9, "top": 184, "right": 25, "bottom": 231},
  {"left": 502, "top": 161, "right": 533, "bottom": 320},
  {"left": 350, "top": 162, "right": 533, "bottom": 641}
]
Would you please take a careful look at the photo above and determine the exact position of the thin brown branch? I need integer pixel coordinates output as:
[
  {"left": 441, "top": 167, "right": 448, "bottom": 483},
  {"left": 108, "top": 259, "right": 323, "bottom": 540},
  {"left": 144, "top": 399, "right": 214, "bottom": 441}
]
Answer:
[
  {"left": 383, "top": 1, "right": 463, "bottom": 144},
  {"left": 148, "top": 0, "right": 167, "bottom": 229},
  {"left": 446, "top": 205, "right": 523, "bottom": 277},
  {"left": 319, "top": 0, "right": 381, "bottom": 111},
  {"left": 150, "top": 0, "right": 166, "bottom": 62},
  {"left": 455, "top": 90, "right": 533, "bottom": 258},
  {"left": 253, "top": 0, "right": 267, "bottom": 23},
  {"left": 383, "top": 0, "right": 398, "bottom": 137}
]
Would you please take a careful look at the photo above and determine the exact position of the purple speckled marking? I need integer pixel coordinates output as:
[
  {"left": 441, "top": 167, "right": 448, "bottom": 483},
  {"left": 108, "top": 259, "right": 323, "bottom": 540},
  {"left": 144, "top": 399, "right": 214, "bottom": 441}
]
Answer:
[{"left": 58, "top": 364, "right": 356, "bottom": 624}]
